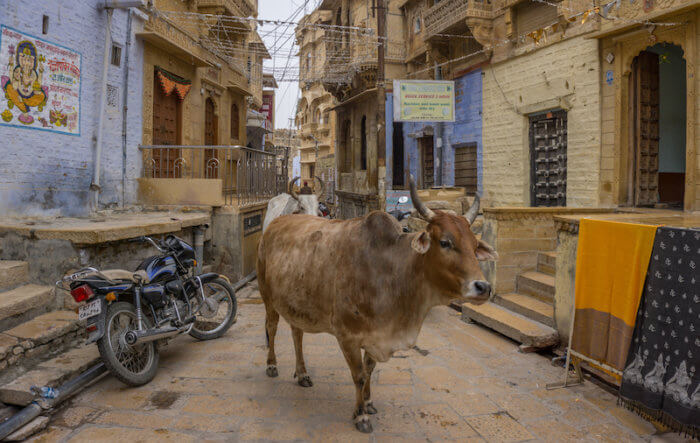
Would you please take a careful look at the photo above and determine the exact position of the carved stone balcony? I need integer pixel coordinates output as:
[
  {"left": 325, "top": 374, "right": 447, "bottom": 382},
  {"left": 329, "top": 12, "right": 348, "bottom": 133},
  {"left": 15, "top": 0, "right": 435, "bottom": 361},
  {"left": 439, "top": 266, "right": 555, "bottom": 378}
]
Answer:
[
  {"left": 196, "top": 0, "right": 256, "bottom": 19},
  {"left": 424, "top": 0, "right": 493, "bottom": 38}
]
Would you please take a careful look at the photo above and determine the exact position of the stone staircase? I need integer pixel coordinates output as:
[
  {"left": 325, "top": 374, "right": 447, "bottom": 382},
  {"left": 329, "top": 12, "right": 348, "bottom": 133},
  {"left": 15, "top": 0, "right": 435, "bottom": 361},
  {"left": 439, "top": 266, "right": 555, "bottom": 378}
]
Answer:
[
  {"left": 461, "top": 252, "right": 559, "bottom": 351},
  {"left": 0, "top": 260, "right": 99, "bottom": 408}
]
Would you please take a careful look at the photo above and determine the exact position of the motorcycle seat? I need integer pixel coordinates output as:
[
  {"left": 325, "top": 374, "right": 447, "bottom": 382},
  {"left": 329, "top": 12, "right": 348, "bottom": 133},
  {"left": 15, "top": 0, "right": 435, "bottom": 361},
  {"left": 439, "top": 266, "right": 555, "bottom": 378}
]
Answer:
[{"left": 101, "top": 269, "right": 150, "bottom": 284}]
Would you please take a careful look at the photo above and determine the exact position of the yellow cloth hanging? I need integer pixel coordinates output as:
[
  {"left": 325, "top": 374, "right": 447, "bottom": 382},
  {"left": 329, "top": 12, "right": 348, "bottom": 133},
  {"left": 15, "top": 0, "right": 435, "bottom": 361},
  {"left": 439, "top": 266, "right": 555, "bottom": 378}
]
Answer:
[{"left": 571, "top": 219, "right": 659, "bottom": 375}]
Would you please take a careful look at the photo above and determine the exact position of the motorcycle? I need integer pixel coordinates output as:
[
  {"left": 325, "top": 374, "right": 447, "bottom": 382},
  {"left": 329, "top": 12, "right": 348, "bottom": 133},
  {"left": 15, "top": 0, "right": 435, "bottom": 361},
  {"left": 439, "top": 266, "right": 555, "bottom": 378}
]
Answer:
[
  {"left": 57, "top": 235, "right": 237, "bottom": 386},
  {"left": 388, "top": 196, "right": 412, "bottom": 232}
]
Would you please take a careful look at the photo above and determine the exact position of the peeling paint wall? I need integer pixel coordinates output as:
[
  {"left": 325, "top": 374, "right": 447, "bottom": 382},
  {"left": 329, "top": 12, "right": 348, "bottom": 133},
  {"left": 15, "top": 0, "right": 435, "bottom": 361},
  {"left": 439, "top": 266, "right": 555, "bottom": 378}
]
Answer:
[{"left": 0, "top": 1, "right": 144, "bottom": 216}]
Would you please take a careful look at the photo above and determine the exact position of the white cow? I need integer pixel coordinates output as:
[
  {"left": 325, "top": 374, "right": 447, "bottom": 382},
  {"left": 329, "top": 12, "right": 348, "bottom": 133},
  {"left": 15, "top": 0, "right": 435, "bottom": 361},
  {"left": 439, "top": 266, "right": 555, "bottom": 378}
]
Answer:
[{"left": 263, "top": 176, "right": 324, "bottom": 232}]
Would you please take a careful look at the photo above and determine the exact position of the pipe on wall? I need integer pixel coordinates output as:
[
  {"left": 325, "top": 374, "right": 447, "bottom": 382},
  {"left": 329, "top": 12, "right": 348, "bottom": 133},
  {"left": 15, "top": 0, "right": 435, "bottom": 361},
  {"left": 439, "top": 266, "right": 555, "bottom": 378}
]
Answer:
[
  {"left": 121, "top": 11, "right": 133, "bottom": 207},
  {"left": 90, "top": 8, "right": 114, "bottom": 211}
]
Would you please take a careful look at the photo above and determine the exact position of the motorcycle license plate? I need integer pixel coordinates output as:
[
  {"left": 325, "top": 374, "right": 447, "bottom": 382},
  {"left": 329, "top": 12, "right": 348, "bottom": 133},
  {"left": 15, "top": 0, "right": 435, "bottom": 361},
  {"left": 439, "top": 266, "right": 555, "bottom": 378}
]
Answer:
[{"left": 78, "top": 299, "right": 101, "bottom": 320}]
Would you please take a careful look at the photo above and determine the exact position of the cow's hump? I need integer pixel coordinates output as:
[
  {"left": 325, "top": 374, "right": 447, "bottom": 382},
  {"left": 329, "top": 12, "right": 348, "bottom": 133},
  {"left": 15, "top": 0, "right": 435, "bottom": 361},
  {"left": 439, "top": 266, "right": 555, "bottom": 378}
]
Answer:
[{"left": 360, "top": 211, "right": 403, "bottom": 247}]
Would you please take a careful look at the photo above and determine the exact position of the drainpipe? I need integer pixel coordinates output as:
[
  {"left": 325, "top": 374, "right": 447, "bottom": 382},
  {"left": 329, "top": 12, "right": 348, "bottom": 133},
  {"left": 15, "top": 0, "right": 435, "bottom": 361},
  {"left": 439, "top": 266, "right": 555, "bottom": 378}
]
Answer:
[
  {"left": 434, "top": 63, "right": 443, "bottom": 187},
  {"left": 0, "top": 363, "right": 107, "bottom": 440},
  {"left": 91, "top": 8, "right": 114, "bottom": 211},
  {"left": 121, "top": 11, "right": 133, "bottom": 208}
]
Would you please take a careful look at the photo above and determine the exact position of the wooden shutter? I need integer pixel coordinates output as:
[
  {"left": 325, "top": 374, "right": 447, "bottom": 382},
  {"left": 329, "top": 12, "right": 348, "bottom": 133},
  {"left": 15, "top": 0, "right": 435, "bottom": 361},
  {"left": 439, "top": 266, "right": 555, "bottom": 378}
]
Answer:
[
  {"left": 515, "top": 1, "right": 559, "bottom": 36},
  {"left": 420, "top": 136, "right": 434, "bottom": 188},
  {"left": 454, "top": 142, "right": 477, "bottom": 194},
  {"left": 204, "top": 98, "right": 218, "bottom": 179},
  {"left": 632, "top": 51, "right": 660, "bottom": 206},
  {"left": 152, "top": 73, "right": 180, "bottom": 178}
]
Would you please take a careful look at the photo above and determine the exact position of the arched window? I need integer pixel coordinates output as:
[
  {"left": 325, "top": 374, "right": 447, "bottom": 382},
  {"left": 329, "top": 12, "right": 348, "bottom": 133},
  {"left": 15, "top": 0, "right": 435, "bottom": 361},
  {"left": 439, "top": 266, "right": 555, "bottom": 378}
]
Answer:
[
  {"left": 360, "top": 115, "right": 367, "bottom": 170},
  {"left": 314, "top": 109, "right": 321, "bottom": 123},
  {"left": 230, "top": 103, "right": 239, "bottom": 140}
]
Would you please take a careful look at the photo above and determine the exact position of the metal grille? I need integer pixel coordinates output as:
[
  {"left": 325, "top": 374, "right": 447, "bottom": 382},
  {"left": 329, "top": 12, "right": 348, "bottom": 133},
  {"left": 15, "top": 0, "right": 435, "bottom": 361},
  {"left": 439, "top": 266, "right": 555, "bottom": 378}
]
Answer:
[
  {"left": 140, "top": 145, "right": 278, "bottom": 207},
  {"left": 530, "top": 111, "right": 567, "bottom": 207}
]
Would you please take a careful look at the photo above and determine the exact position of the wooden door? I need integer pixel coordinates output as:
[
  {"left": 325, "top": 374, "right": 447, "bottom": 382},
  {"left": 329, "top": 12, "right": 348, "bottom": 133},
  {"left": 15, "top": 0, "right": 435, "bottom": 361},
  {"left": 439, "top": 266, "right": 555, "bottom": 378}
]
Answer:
[
  {"left": 152, "top": 74, "right": 180, "bottom": 177},
  {"left": 204, "top": 98, "right": 219, "bottom": 179},
  {"left": 631, "top": 51, "right": 660, "bottom": 206},
  {"left": 420, "top": 136, "right": 434, "bottom": 188},
  {"left": 454, "top": 142, "right": 477, "bottom": 194},
  {"left": 530, "top": 110, "right": 567, "bottom": 207},
  {"left": 392, "top": 122, "right": 405, "bottom": 188}
]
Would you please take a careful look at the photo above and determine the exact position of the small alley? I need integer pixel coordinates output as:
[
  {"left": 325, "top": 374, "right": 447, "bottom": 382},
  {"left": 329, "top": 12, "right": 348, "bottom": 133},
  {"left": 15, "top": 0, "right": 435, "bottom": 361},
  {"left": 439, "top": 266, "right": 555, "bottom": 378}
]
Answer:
[{"left": 28, "top": 287, "right": 665, "bottom": 442}]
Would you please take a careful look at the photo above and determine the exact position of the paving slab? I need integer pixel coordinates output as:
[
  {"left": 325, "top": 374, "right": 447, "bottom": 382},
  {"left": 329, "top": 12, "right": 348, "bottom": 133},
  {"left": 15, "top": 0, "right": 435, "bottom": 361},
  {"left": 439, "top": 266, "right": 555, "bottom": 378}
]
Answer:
[
  {"left": 4, "top": 310, "right": 79, "bottom": 345},
  {"left": 493, "top": 293, "right": 555, "bottom": 327},
  {"left": 516, "top": 271, "right": 555, "bottom": 302},
  {"left": 0, "top": 333, "right": 18, "bottom": 359},
  {"left": 0, "top": 285, "right": 53, "bottom": 323},
  {"left": 0, "top": 261, "right": 29, "bottom": 291},
  {"left": 4, "top": 416, "right": 49, "bottom": 441},
  {"left": 461, "top": 301, "right": 558, "bottom": 348},
  {"left": 25, "top": 303, "right": 661, "bottom": 441},
  {"left": 0, "top": 346, "right": 99, "bottom": 406}
]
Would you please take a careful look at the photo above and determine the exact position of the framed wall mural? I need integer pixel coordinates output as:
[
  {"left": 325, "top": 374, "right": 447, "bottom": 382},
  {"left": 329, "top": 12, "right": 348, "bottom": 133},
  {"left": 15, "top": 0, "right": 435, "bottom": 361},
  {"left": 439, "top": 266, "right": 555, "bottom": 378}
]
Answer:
[{"left": 0, "top": 26, "right": 81, "bottom": 136}]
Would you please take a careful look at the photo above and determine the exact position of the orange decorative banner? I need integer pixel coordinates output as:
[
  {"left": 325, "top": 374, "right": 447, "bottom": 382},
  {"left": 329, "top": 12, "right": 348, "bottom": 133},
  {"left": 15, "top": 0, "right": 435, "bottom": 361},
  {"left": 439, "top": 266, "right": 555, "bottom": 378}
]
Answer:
[{"left": 156, "top": 66, "right": 191, "bottom": 100}]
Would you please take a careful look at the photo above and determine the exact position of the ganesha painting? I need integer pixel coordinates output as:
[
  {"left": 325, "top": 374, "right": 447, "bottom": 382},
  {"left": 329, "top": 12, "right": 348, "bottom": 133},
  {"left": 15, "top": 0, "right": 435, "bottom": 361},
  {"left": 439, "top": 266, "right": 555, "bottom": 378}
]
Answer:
[
  {"left": 2, "top": 40, "right": 48, "bottom": 124},
  {"left": 0, "top": 26, "right": 81, "bottom": 135}
]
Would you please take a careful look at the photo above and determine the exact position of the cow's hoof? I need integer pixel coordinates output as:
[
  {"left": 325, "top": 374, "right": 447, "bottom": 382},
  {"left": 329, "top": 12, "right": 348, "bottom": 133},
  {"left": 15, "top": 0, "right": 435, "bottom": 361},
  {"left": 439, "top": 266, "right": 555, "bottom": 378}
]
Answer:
[
  {"left": 266, "top": 365, "right": 278, "bottom": 377},
  {"left": 354, "top": 416, "right": 373, "bottom": 433},
  {"left": 365, "top": 402, "right": 378, "bottom": 415},
  {"left": 297, "top": 375, "right": 313, "bottom": 387}
]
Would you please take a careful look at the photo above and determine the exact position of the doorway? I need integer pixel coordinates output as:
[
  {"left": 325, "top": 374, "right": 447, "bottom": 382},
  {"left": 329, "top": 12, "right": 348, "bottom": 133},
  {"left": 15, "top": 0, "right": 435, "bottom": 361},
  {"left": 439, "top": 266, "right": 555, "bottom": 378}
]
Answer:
[
  {"left": 204, "top": 97, "right": 219, "bottom": 179},
  {"left": 152, "top": 72, "right": 181, "bottom": 177},
  {"left": 628, "top": 44, "right": 686, "bottom": 208},
  {"left": 392, "top": 122, "right": 405, "bottom": 188},
  {"left": 419, "top": 135, "right": 434, "bottom": 188}
]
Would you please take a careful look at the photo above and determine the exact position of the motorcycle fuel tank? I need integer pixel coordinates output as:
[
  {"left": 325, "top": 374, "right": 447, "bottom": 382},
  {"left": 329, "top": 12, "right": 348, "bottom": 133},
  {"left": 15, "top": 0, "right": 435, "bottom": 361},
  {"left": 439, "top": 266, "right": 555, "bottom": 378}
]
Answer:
[{"left": 138, "top": 256, "right": 177, "bottom": 283}]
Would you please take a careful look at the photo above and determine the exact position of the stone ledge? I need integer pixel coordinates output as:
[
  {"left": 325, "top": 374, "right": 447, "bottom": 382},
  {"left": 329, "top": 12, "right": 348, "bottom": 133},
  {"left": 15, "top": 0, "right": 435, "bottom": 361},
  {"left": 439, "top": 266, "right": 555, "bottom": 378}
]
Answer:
[
  {"left": 0, "top": 211, "right": 211, "bottom": 245},
  {"left": 483, "top": 207, "right": 616, "bottom": 221}
]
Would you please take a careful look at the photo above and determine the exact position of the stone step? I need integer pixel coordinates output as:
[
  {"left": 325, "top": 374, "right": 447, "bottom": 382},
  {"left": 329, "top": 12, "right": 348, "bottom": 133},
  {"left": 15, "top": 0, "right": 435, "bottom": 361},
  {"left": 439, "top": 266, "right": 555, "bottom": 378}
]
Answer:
[
  {"left": 516, "top": 271, "right": 555, "bottom": 303},
  {"left": 537, "top": 252, "right": 556, "bottom": 276},
  {"left": 0, "top": 261, "right": 29, "bottom": 291},
  {"left": 0, "top": 285, "right": 55, "bottom": 331},
  {"left": 0, "top": 311, "right": 84, "bottom": 371},
  {"left": 493, "top": 293, "right": 555, "bottom": 328},
  {"left": 461, "top": 301, "right": 558, "bottom": 349},
  {"left": 0, "top": 345, "right": 99, "bottom": 406}
]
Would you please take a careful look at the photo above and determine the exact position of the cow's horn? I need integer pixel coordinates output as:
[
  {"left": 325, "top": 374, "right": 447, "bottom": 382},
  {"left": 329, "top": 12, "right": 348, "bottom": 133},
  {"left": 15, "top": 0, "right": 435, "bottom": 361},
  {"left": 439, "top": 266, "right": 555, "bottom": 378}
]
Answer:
[
  {"left": 314, "top": 176, "right": 325, "bottom": 198},
  {"left": 289, "top": 176, "right": 301, "bottom": 200},
  {"left": 464, "top": 194, "right": 480, "bottom": 225},
  {"left": 409, "top": 175, "right": 435, "bottom": 221}
]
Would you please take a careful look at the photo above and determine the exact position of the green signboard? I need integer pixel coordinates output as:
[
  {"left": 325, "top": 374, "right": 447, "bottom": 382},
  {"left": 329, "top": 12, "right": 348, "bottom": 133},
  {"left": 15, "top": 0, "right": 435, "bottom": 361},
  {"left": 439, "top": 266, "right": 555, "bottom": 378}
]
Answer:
[{"left": 393, "top": 80, "right": 455, "bottom": 122}]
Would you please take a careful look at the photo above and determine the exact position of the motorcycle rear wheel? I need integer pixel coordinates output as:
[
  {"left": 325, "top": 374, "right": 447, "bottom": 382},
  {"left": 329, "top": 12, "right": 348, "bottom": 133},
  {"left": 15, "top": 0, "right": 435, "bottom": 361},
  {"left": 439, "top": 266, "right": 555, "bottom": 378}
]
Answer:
[
  {"left": 189, "top": 277, "right": 237, "bottom": 340},
  {"left": 97, "top": 301, "right": 159, "bottom": 386}
]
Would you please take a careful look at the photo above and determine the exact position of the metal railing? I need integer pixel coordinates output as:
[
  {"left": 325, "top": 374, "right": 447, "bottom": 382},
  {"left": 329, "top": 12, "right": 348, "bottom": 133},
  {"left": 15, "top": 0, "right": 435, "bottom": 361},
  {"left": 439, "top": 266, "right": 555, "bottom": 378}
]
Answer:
[{"left": 140, "top": 145, "right": 280, "bottom": 207}]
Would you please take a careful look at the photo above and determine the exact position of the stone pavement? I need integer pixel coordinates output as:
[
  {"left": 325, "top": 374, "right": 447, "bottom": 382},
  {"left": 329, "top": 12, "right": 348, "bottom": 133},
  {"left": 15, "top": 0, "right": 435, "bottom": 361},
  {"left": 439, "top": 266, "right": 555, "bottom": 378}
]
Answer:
[{"left": 29, "top": 287, "right": 678, "bottom": 442}]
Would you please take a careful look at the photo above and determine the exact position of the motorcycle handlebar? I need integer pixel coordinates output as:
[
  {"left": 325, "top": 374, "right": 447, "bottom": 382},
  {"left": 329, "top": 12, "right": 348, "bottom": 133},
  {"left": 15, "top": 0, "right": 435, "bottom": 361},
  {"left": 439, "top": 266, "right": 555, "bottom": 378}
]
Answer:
[{"left": 128, "top": 236, "right": 166, "bottom": 252}]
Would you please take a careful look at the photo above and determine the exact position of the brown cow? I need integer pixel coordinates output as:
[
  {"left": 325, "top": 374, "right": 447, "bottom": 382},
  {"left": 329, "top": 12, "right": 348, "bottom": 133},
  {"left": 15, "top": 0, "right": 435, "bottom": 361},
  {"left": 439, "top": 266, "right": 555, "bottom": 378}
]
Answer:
[{"left": 256, "top": 177, "right": 497, "bottom": 433}]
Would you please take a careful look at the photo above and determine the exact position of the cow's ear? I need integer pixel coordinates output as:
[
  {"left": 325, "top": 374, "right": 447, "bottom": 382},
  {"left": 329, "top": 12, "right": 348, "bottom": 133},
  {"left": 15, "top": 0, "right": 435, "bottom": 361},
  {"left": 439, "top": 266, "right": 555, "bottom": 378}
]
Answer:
[
  {"left": 476, "top": 239, "right": 498, "bottom": 261},
  {"left": 411, "top": 231, "right": 431, "bottom": 254}
]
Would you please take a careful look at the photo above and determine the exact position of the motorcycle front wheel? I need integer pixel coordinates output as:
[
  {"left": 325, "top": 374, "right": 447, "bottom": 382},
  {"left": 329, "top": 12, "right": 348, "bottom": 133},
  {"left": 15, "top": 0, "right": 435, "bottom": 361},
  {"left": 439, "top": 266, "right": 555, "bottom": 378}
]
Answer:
[
  {"left": 189, "top": 277, "right": 237, "bottom": 341},
  {"left": 97, "top": 301, "right": 159, "bottom": 386}
]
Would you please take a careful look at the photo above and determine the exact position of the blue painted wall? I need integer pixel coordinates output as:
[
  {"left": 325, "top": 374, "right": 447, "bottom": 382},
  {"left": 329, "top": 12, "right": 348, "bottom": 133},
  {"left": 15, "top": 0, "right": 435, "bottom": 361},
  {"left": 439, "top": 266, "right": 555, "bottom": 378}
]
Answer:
[
  {"left": 386, "top": 69, "right": 483, "bottom": 194},
  {"left": 0, "top": 1, "right": 144, "bottom": 216}
]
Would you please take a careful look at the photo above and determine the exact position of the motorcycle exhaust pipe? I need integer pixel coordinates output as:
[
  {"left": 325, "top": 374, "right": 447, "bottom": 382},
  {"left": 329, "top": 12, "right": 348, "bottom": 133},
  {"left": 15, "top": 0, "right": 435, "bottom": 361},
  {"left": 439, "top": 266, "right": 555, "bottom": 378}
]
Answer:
[{"left": 124, "top": 326, "right": 180, "bottom": 345}]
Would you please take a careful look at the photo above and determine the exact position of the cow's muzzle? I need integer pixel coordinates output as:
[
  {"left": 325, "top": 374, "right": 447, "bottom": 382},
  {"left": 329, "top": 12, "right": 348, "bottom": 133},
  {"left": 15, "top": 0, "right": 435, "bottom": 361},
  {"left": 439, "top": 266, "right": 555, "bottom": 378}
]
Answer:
[{"left": 463, "top": 280, "right": 491, "bottom": 305}]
